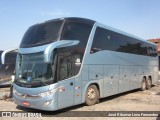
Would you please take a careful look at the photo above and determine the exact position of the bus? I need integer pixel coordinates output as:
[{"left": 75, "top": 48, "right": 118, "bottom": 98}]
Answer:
[{"left": 1, "top": 17, "right": 158, "bottom": 111}]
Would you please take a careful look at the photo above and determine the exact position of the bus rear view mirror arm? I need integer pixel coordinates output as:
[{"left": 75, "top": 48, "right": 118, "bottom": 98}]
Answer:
[
  {"left": 44, "top": 40, "right": 79, "bottom": 62},
  {"left": 1, "top": 48, "right": 18, "bottom": 64}
]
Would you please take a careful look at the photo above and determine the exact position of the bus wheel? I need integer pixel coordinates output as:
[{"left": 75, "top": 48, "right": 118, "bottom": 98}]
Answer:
[
  {"left": 146, "top": 77, "right": 152, "bottom": 90},
  {"left": 141, "top": 78, "right": 146, "bottom": 91},
  {"left": 85, "top": 85, "right": 99, "bottom": 106}
]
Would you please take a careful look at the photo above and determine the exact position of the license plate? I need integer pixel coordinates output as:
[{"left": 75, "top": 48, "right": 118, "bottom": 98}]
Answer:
[{"left": 22, "top": 101, "right": 30, "bottom": 106}]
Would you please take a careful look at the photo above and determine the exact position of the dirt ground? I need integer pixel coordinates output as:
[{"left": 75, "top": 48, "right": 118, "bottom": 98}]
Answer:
[{"left": 0, "top": 81, "right": 160, "bottom": 120}]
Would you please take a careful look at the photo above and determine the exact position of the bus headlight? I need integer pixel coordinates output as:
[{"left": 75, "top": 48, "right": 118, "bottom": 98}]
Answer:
[{"left": 38, "top": 88, "right": 57, "bottom": 97}]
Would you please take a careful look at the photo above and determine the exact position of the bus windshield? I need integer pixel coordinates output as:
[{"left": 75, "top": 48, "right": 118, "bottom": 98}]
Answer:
[
  {"left": 20, "top": 20, "right": 64, "bottom": 48},
  {"left": 15, "top": 52, "right": 55, "bottom": 87}
]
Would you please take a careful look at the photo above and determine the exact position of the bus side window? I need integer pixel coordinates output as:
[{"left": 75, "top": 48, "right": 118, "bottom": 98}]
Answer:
[
  {"left": 57, "top": 47, "right": 82, "bottom": 81},
  {"left": 91, "top": 27, "right": 111, "bottom": 54}
]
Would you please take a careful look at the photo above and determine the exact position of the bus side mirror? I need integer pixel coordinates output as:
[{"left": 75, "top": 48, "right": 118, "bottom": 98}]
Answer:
[{"left": 1, "top": 48, "right": 18, "bottom": 64}]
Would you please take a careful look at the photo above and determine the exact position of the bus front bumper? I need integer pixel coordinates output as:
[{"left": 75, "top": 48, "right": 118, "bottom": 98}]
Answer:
[{"left": 13, "top": 93, "right": 58, "bottom": 111}]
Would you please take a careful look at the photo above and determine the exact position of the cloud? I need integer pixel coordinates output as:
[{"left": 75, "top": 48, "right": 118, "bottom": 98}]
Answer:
[{"left": 40, "top": 10, "right": 71, "bottom": 17}]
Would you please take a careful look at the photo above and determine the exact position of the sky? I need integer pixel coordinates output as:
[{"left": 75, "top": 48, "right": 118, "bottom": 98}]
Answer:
[{"left": 0, "top": 0, "right": 160, "bottom": 50}]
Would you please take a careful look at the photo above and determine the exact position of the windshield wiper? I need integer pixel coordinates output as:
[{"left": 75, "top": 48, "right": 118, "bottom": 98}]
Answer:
[{"left": 40, "top": 80, "right": 48, "bottom": 86}]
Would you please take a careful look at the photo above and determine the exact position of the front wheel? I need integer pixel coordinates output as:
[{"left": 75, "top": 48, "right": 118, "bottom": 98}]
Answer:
[{"left": 85, "top": 85, "right": 99, "bottom": 106}]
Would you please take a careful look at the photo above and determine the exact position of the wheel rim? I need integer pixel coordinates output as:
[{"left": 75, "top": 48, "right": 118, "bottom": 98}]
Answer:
[{"left": 87, "top": 88, "right": 96, "bottom": 100}]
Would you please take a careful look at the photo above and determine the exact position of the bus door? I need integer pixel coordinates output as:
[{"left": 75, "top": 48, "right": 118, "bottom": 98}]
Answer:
[
  {"left": 57, "top": 78, "right": 75, "bottom": 109},
  {"left": 57, "top": 53, "right": 76, "bottom": 109}
]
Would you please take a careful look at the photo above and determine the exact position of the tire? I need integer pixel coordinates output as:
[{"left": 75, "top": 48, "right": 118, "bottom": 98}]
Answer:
[
  {"left": 9, "top": 85, "right": 13, "bottom": 98},
  {"left": 146, "top": 77, "right": 152, "bottom": 90},
  {"left": 141, "top": 78, "right": 147, "bottom": 91},
  {"left": 85, "top": 85, "right": 99, "bottom": 106}
]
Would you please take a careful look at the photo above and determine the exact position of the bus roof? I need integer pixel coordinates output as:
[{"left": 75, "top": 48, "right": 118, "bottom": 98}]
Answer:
[
  {"left": 35, "top": 17, "right": 156, "bottom": 46},
  {"left": 38, "top": 17, "right": 96, "bottom": 26}
]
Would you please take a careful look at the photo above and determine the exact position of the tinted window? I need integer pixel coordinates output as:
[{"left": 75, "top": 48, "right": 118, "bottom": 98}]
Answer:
[
  {"left": 91, "top": 27, "right": 158, "bottom": 57},
  {"left": 20, "top": 20, "right": 63, "bottom": 48},
  {"left": 91, "top": 27, "right": 111, "bottom": 53},
  {"left": 110, "top": 31, "right": 127, "bottom": 51},
  {"left": 61, "top": 21, "right": 92, "bottom": 48},
  {"left": 57, "top": 47, "right": 82, "bottom": 80}
]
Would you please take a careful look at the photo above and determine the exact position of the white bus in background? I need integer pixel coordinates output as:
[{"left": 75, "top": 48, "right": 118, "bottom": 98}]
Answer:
[{"left": 1, "top": 17, "right": 158, "bottom": 111}]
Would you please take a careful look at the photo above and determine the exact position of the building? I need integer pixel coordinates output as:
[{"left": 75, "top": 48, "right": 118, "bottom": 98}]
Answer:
[
  {"left": 148, "top": 38, "right": 160, "bottom": 71},
  {"left": 148, "top": 38, "right": 160, "bottom": 55}
]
